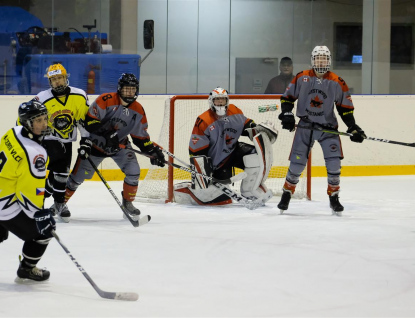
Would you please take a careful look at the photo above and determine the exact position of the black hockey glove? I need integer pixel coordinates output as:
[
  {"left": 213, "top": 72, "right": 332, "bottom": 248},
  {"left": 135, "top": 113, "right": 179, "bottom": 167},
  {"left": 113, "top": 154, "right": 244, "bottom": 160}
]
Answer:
[
  {"left": 347, "top": 124, "right": 367, "bottom": 143},
  {"left": 0, "top": 225, "right": 8, "bottom": 243},
  {"left": 104, "top": 131, "right": 120, "bottom": 153},
  {"left": 78, "top": 137, "right": 93, "bottom": 160},
  {"left": 278, "top": 112, "right": 295, "bottom": 132},
  {"left": 33, "top": 209, "right": 56, "bottom": 238},
  {"left": 147, "top": 145, "right": 166, "bottom": 167}
]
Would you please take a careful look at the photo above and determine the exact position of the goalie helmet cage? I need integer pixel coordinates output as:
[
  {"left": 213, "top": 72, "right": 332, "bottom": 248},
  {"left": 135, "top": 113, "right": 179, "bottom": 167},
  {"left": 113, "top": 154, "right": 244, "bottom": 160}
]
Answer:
[{"left": 136, "top": 94, "right": 311, "bottom": 203}]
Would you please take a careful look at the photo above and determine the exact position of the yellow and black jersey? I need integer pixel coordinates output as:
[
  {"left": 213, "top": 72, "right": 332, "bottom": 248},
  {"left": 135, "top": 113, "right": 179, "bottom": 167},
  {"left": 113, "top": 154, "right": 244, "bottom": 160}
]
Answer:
[
  {"left": 34, "top": 86, "right": 90, "bottom": 142},
  {"left": 0, "top": 126, "right": 48, "bottom": 220}
]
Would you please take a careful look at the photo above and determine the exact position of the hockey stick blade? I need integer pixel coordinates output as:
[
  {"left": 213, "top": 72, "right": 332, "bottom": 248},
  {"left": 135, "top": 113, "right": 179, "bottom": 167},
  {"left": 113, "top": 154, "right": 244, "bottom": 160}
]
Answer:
[
  {"left": 138, "top": 215, "right": 151, "bottom": 226},
  {"left": 52, "top": 231, "right": 139, "bottom": 301},
  {"left": 87, "top": 157, "right": 151, "bottom": 227},
  {"left": 99, "top": 290, "right": 139, "bottom": 301}
]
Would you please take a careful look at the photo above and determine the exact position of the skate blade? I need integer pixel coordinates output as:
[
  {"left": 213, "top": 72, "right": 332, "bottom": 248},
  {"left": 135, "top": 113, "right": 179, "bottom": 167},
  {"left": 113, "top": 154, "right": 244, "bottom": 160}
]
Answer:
[
  {"left": 56, "top": 214, "right": 70, "bottom": 223},
  {"left": 279, "top": 209, "right": 285, "bottom": 215},
  {"left": 14, "top": 277, "right": 49, "bottom": 284},
  {"left": 331, "top": 209, "right": 343, "bottom": 217}
]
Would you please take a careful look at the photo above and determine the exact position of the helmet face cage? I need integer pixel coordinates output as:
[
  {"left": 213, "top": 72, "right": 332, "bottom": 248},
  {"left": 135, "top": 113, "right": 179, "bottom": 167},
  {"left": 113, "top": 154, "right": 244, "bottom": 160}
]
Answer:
[
  {"left": 18, "top": 101, "right": 52, "bottom": 137},
  {"left": 208, "top": 87, "right": 229, "bottom": 117},
  {"left": 46, "top": 63, "right": 69, "bottom": 94},
  {"left": 311, "top": 46, "right": 331, "bottom": 74},
  {"left": 117, "top": 73, "right": 139, "bottom": 104}
]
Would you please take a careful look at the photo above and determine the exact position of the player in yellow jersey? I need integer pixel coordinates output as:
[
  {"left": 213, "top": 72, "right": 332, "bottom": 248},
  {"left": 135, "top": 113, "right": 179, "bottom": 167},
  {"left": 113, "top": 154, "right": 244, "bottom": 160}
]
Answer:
[
  {"left": 33, "top": 63, "right": 91, "bottom": 222},
  {"left": 0, "top": 100, "right": 56, "bottom": 282}
]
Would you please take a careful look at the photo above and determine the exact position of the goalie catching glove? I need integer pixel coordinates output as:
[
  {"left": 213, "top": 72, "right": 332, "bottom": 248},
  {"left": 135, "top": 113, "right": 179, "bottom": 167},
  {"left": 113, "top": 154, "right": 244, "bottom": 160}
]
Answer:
[
  {"left": 146, "top": 144, "right": 166, "bottom": 167},
  {"left": 347, "top": 124, "right": 366, "bottom": 143},
  {"left": 78, "top": 137, "right": 93, "bottom": 159},
  {"left": 244, "top": 121, "right": 278, "bottom": 144}
]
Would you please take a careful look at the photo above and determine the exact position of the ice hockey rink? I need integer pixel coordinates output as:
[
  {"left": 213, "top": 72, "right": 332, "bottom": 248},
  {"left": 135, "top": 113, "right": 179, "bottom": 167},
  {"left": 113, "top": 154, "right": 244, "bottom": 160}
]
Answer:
[{"left": 1, "top": 176, "right": 415, "bottom": 317}]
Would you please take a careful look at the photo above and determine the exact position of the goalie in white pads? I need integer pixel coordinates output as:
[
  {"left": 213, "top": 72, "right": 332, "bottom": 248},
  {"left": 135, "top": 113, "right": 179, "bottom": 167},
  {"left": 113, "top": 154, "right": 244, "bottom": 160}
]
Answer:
[{"left": 174, "top": 87, "right": 278, "bottom": 206}]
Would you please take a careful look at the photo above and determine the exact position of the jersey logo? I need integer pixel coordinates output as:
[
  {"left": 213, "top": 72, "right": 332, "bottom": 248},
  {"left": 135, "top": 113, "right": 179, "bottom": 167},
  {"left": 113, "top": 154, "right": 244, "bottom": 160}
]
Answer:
[
  {"left": 225, "top": 134, "right": 235, "bottom": 145},
  {"left": 0, "top": 194, "right": 18, "bottom": 210},
  {"left": 92, "top": 105, "right": 99, "bottom": 116},
  {"left": 36, "top": 188, "right": 45, "bottom": 196},
  {"left": 33, "top": 154, "right": 46, "bottom": 172},
  {"left": 303, "top": 77, "right": 309, "bottom": 82},
  {"left": 310, "top": 96, "right": 323, "bottom": 108},
  {"left": 346, "top": 95, "right": 353, "bottom": 102},
  {"left": 191, "top": 136, "right": 199, "bottom": 145},
  {"left": 330, "top": 144, "right": 338, "bottom": 152},
  {"left": 209, "top": 125, "right": 215, "bottom": 131}
]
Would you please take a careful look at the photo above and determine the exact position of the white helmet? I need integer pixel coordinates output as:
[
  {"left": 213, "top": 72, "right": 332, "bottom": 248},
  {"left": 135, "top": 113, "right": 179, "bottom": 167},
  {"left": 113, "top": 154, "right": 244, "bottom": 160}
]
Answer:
[
  {"left": 208, "top": 87, "right": 229, "bottom": 117},
  {"left": 311, "top": 46, "right": 331, "bottom": 74}
]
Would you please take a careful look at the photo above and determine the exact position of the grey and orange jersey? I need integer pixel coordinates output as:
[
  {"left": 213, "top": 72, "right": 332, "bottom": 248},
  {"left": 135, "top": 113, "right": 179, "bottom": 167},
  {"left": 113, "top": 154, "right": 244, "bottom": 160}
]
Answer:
[
  {"left": 189, "top": 104, "right": 253, "bottom": 170},
  {"left": 85, "top": 92, "right": 152, "bottom": 152},
  {"left": 282, "top": 69, "right": 355, "bottom": 128}
]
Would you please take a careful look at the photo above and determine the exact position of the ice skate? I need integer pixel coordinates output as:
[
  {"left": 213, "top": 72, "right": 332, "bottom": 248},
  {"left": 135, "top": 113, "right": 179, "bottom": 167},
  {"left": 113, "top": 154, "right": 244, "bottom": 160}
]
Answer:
[
  {"left": 329, "top": 191, "right": 344, "bottom": 216},
  {"left": 50, "top": 201, "right": 71, "bottom": 223},
  {"left": 15, "top": 259, "right": 50, "bottom": 283},
  {"left": 122, "top": 191, "right": 141, "bottom": 221},
  {"left": 277, "top": 188, "right": 292, "bottom": 214}
]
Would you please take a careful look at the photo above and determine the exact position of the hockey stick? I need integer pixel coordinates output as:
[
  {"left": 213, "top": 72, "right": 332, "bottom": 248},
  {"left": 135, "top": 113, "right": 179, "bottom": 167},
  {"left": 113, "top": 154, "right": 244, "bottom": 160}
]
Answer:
[
  {"left": 296, "top": 124, "right": 415, "bottom": 147},
  {"left": 52, "top": 231, "right": 138, "bottom": 301},
  {"left": 86, "top": 157, "right": 151, "bottom": 227},
  {"left": 120, "top": 145, "right": 260, "bottom": 210}
]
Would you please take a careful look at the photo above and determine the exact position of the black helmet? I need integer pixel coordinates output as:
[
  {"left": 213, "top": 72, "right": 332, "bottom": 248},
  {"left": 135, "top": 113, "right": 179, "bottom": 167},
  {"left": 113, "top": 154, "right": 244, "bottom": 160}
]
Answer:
[
  {"left": 18, "top": 100, "right": 51, "bottom": 136},
  {"left": 117, "top": 73, "right": 139, "bottom": 105}
]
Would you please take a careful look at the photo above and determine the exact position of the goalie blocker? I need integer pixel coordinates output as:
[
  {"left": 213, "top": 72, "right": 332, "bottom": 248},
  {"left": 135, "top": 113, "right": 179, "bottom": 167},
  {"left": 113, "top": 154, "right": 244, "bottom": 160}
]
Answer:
[{"left": 174, "top": 130, "right": 275, "bottom": 206}]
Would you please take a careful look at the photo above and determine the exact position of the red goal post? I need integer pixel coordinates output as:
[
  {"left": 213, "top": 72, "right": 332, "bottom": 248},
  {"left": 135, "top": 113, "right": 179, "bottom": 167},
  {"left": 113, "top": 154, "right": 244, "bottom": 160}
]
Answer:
[{"left": 136, "top": 94, "right": 311, "bottom": 203}]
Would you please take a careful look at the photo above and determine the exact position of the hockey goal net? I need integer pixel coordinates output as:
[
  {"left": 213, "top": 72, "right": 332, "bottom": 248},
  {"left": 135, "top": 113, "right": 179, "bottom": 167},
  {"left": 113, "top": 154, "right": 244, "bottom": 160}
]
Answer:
[{"left": 136, "top": 95, "right": 311, "bottom": 202}]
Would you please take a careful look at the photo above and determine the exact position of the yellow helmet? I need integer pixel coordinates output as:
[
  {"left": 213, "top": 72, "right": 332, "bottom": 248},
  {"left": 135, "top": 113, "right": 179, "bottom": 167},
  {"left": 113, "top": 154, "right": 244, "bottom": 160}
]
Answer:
[
  {"left": 46, "top": 63, "right": 69, "bottom": 94},
  {"left": 46, "top": 63, "right": 68, "bottom": 79}
]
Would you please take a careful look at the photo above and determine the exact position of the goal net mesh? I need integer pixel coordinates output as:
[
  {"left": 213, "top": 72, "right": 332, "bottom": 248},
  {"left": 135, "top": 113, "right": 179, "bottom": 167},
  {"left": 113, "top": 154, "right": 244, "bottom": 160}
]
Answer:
[{"left": 136, "top": 95, "right": 308, "bottom": 202}]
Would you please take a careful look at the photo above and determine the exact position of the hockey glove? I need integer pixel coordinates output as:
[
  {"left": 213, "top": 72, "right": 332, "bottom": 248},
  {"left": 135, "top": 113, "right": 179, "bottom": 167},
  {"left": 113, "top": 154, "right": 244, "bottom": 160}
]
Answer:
[
  {"left": 347, "top": 124, "right": 366, "bottom": 143},
  {"left": 104, "top": 131, "right": 120, "bottom": 153},
  {"left": 278, "top": 112, "right": 295, "bottom": 132},
  {"left": 33, "top": 209, "right": 56, "bottom": 238},
  {"left": 78, "top": 137, "right": 93, "bottom": 160},
  {"left": 147, "top": 145, "right": 166, "bottom": 167},
  {"left": 0, "top": 225, "right": 8, "bottom": 243}
]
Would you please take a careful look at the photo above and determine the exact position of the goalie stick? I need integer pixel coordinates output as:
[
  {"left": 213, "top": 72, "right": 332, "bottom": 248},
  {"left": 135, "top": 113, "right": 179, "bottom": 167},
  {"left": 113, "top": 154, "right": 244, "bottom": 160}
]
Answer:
[
  {"left": 296, "top": 124, "right": 415, "bottom": 148},
  {"left": 119, "top": 145, "right": 261, "bottom": 210},
  {"left": 87, "top": 157, "right": 151, "bottom": 227},
  {"left": 52, "top": 231, "right": 138, "bottom": 301}
]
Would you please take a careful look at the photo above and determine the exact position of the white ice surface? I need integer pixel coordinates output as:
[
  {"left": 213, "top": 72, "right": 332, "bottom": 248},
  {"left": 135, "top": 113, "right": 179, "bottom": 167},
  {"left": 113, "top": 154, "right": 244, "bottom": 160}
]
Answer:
[{"left": 1, "top": 176, "right": 415, "bottom": 317}]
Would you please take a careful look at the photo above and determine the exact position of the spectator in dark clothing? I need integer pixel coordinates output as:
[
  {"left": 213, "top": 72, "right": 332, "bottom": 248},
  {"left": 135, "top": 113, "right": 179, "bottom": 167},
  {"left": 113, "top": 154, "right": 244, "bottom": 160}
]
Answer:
[{"left": 264, "top": 57, "right": 294, "bottom": 94}]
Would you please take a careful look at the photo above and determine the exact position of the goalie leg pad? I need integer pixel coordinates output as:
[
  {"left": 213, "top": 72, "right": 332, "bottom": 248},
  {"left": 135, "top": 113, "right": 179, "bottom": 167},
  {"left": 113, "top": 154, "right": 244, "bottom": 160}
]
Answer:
[
  {"left": 240, "top": 153, "right": 272, "bottom": 203},
  {"left": 190, "top": 156, "right": 212, "bottom": 189},
  {"left": 240, "top": 132, "right": 273, "bottom": 203},
  {"left": 174, "top": 182, "right": 232, "bottom": 206}
]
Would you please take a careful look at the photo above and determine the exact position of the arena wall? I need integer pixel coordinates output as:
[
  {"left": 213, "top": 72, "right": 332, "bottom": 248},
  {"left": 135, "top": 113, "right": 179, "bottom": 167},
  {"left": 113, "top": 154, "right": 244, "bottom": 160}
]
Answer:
[{"left": 1, "top": 95, "right": 415, "bottom": 180}]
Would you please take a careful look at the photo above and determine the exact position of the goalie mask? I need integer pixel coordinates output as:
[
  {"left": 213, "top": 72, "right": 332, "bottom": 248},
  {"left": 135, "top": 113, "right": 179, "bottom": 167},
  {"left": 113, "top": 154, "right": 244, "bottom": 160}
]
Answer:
[
  {"left": 18, "top": 100, "right": 52, "bottom": 138},
  {"left": 117, "top": 73, "right": 139, "bottom": 105},
  {"left": 208, "top": 87, "right": 229, "bottom": 117},
  {"left": 46, "top": 63, "right": 69, "bottom": 95},
  {"left": 311, "top": 46, "right": 331, "bottom": 75}
]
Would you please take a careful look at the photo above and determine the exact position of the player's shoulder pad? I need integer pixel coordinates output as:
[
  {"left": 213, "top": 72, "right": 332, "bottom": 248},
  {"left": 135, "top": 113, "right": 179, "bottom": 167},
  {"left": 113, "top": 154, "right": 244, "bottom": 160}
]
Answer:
[
  {"left": 34, "top": 89, "right": 53, "bottom": 103},
  {"left": 326, "top": 72, "right": 349, "bottom": 91},
  {"left": 95, "top": 92, "right": 119, "bottom": 108},
  {"left": 126, "top": 100, "right": 145, "bottom": 115},
  {"left": 196, "top": 110, "right": 216, "bottom": 128},
  {"left": 68, "top": 86, "right": 88, "bottom": 98},
  {"left": 227, "top": 104, "right": 243, "bottom": 115}
]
